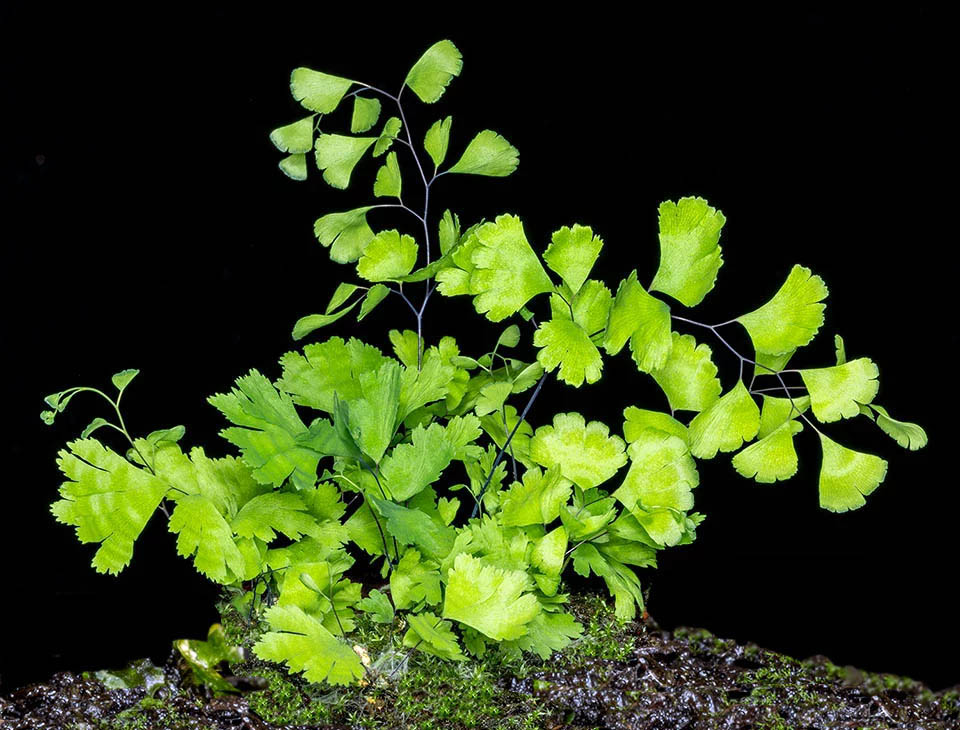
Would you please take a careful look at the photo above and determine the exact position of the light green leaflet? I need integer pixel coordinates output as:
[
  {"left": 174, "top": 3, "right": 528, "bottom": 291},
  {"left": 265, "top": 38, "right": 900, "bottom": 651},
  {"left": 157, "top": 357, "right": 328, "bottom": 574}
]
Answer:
[
  {"left": 835, "top": 334, "right": 847, "bottom": 365},
  {"left": 754, "top": 349, "right": 794, "bottom": 377},
  {"left": 860, "top": 404, "right": 928, "bottom": 450},
  {"left": 437, "top": 496, "right": 460, "bottom": 525},
  {"left": 111, "top": 368, "right": 139, "bottom": 391},
  {"left": 379, "top": 422, "right": 457, "bottom": 501},
  {"left": 208, "top": 370, "right": 326, "bottom": 489},
  {"left": 737, "top": 264, "right": 828, "bottom": 355},
  {"left": 504, "top": 611, "right": 583, "bottom": 660},
  {"left": 442, "top": 553, "right": 540, "bottom": 641},
  {"left": 534, "top": 317, "right": 604, "bottom": 386},
  {"left": 529, "top": 413, "right": 627, "bottom": 489},
  {"left": 622, "top": 407, "right": 689, "bottom": 445},
  {"left": 404, "top": 40, "right": 463, "bottom": 103},
  {"left": 732, "top": 420, "right": 804, "bottom": 483},
  {"left": 559, "top": 498, "right": 617, "bottom": 542},
  {"left": 254, "top": 605, "right": 364, "bottom": 686},
  {"left": 169, "top": 494, "right": 238, "bottom": 575},
  {"left": 270, "top": 116, "right": 314, "bottom": 153},
  {"left": 650, "top": 197, "right": 725, "bottom": 307},
  {"left": 278, "top": 154, "right": 307, "bottom": 181},
  {"left": 530, "top": 525, "right": 567, "bottom": 578},
  {"left": 357, "top": 230, "right": 418, "bottom": 281},
  {"left": 468, "top": 214, "right": 553, "bottom": 321},
  {"left": 290, "top": 68, "right": 353, "bottom": 114},
  {"left": 800, "top": 358, "right": 879, "bottom": 422},
  {"left": 313, "top": 207, "right": 376, "bottom": 264},
  {"left": 291, "top": 305, "right": 360, "bottom": 340},
  {"left": 174, "top": 624, "right": 245, "bottom": 694},
  {"left": 373, "top": 152, "right": 402, "bottom": 198},
  {"left": 425, "top": 116, "right": 452, "bottom": 168},
  {"left": 688, "top": 381, "right": 761, "bottom": 459},
  {"left": 478, "top": 405, "right": 533, "bottom": 467},
  {"left": 347, "top": 361, "right": 403, "bottom": 461},
  {"left": 391, "top": 548, "right": 442, "bottom": 610},
  {"left": 164, "top": 450, "right": 258, "bottom": 583},
  {"left": 570, "top": 543, "right": 646, "bottom": 620},
  {"left": 504, "top": 611, "right": 584, "bottom": 660},
  {"left": 757, "top": 395, "right": 810, "bottom": 438},
  {"left": 404, "top": 612, "right": 466, "bottom": 661},
  {"left": 613, "top": 431, "right": 699, "bottom": 542},
  {"left": 474, "top": 381, "right": 513, "bottom": 417},
  {"left": 278, "top": 337, "right": 390, "bottom": 413},
  {"left": 373, "top": 117, "right": 402, "bottom": 157},
  {"left": 350, "top": 96, "right": 381, "bottom": 133},
  {"left": 356, "top": 588, "right": 394, "bottom": 624},
  {"left": 497, "top": 324, "right": 521, "bottom": 349},
  {"left": 623, "top": 508, "right": 684, "bottom": 550},
  {"left": 53, "top": 439, "right": 170, "bottom": 575},
  {"left": 543, "top": 224, "right": 603, "bottom": 295},
  {"left": 231, "top": 492, "right": 321, "bottom": 543},
  {"left": 344, "top": 502, "right": 387, "bottom": 557},
  {"left": 449, "top": 130, "right": 519, "bottom": 177},
  {"left": 368, "top": 495, "right": 455, "bottom": 562},
  {"left": 277, "top": 560, "right": 358, "bottom": 624},
  {"left": 438, "top": 209, "right": 461, "bottom": 254},
  {"left": 500, "top": 467, "right": 572, "bottom": 526},
  {"left": 817, "top": 432, "right": 887, "bottom": 512},
  {"left": 314, "top": 134, "right": 375, "bottom": 189},
  {"left": 549, "top": 280, "right": 612, "bottom": 335},
  {"left": 649, "top": 333, "right": 722, "bottom": 413},
  {"left": 604, "top": 271, "right": 673, "bottom": 372},
  {"left": 358, "top": 284, "right": 390, "bottom": 321},
  {"left": 435, "top": 225, "right": 482, "bottom": 296},
  {"left": 398, "top": 345, "right": 459, "bottom": 420}
]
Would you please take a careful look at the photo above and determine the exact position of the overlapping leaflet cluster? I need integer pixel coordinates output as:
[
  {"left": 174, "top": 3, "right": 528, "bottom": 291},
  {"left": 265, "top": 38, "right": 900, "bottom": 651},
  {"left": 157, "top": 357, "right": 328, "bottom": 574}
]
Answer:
[{"left": 43, "top": 40, "right": 925, "bottom": 688}]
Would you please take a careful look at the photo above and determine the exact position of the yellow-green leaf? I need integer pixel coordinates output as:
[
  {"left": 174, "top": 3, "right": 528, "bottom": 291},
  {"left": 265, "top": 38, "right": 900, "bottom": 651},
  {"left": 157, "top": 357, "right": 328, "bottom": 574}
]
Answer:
[
  {"left": 737, "top": 265, "right": 828, "bottom": 356},
  {"left": 425, "top": 116, "right": 452, "bottom": 168},
  {"left": 800, "top": 358, "right": 879, "bottom": 423},
  {"left": 350, "top": 96, "right": 381, "bottom": 133},
  {"left": 356, "top": 230, "right": 418, "bottom": 282},
  {"left": 648, "top": 333, "right": 721, "bottom": 413},
  {"left": 373, "top": 151, "right": 402, "bottom": 198},
  {"left": 290, "top": 68, "right": 353, "bottom": 114},
  {"left": 817, "top": 433, "right": 887, "bottom": 513},
  {"left": 449, "top": 130, "right": 519, "bottom": 177},
  {"left": 604, "top": 270, "right": 673, "bottom": 372},
  {"left": 468, "top": 214, "right": 553, "bottom": 321},
  {"left": 732, "top": 420, "right": 803, "bottom": 483},
  {"left": 270, "top": 115, "right": 315, "bottom": 153},
  {"left": 529, "top": 412, "right": 627, "bottom": 489},
  {"left": 542, "top": 224, "right": 603, "bottom": 295},
  {"left": 404, "top": 40, "right": 463, "bottom": 103},
  {"left": 688, "top": 381, "right": 760, "bottom": 459},
  {"left": 314, "top": 134, "right": 375, "bottom": 189},
  {"left": 650, "top": 197, "right": 725, "bottom": 307}
]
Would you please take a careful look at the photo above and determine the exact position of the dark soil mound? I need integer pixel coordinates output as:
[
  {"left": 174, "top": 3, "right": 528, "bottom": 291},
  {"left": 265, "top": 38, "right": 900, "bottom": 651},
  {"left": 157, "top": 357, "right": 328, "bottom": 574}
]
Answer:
[
  {"left": 0, "top": 655, "right": 345, "bottom": 730},
  {"left": 514, "top": 623, "right": 960, "bottom": 729},
  {"left": 1, "top": 603, "right": 957, "bottom": 730}
]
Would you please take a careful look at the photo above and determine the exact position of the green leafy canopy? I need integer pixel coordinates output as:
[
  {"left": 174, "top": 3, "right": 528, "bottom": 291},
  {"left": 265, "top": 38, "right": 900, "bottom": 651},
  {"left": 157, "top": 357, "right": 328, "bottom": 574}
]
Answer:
[{"left": 40, "top": 39, "right": 924, "bottom": 690}]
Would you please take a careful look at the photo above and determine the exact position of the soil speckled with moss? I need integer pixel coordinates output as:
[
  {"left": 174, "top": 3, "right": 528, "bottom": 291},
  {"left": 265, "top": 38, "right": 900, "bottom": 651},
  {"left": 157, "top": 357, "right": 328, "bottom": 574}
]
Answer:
[{"left": 2, "top": 593, "right": 957, "bottom": 729}]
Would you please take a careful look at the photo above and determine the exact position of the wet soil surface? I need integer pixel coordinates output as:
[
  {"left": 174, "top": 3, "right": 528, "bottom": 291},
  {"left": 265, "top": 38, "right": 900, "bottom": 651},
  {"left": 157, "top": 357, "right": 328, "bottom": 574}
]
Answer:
[
  {"left": 513, "top": 624, "right": 960, "bottom": 730},
  {"left": 0, "top": 653, "right": 347, "bottom": 730},
  {"left": 2, "top": 624, "right": 958, "bottom": 729}
]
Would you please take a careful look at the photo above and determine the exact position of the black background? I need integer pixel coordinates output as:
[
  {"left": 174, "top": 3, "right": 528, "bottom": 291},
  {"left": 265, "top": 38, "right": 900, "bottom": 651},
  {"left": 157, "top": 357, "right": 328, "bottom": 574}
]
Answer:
[{"left": 2, "top": 6, "right": 955, "bottom": 692}]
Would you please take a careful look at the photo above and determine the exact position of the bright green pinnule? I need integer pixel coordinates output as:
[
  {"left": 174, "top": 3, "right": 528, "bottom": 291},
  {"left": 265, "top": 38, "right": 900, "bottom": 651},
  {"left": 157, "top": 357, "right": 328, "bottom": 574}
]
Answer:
[{"left": 42, "top": 39, "right": 926, "bottom": 688}]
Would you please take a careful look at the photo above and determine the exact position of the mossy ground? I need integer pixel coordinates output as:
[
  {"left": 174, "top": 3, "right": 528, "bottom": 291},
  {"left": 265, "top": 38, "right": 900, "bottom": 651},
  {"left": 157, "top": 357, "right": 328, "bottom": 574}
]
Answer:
[
  {"left": 4, "top": 592, "right": 957, "bottom": 730},
  {"left": 216, "top": 595, "right": 631, "bottom": 729}
]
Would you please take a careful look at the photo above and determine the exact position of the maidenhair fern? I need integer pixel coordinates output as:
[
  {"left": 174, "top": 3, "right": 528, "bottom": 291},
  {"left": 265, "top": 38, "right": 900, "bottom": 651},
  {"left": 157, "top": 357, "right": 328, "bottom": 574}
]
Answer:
[{"left": 42, "top": 40, "right": 926, "bottom": 688}]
